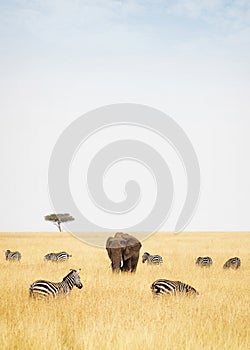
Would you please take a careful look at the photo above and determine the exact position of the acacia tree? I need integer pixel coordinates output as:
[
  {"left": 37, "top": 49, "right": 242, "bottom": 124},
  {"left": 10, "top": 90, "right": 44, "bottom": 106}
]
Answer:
[{"left": 44, "top": 213, "right": 75, "bottom": 232}]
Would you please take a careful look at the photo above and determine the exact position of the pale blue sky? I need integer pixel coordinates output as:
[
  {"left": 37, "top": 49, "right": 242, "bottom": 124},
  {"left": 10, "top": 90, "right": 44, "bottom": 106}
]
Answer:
[{"left": 0, "top": 0, "right": 250, "bottom": 231}]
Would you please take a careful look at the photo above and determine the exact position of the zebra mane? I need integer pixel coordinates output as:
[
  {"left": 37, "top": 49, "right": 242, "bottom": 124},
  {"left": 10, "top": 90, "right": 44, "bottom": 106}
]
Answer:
[{"left": 63, "top": 270, "right": 76, "bottom": 280}]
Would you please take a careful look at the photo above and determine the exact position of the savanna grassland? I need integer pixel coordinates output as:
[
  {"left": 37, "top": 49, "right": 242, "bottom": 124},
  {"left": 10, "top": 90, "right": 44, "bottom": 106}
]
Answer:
[{"left": 0, "top": 231, "right": 249, "bottom": 350}]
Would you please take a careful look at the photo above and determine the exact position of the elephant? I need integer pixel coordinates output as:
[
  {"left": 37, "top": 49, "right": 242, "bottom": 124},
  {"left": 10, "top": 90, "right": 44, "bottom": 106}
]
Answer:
[{"left": 106, "top": 232, "right": 142, "bottom": 273}]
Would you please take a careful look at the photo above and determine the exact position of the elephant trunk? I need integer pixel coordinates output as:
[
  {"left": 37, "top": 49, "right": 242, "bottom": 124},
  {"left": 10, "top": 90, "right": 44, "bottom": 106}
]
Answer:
[
  {"left": 111, "top": 260, "right": 122, "bottom": 273},
  {"left": 111, "top": 254, "right": 122, "bottom": 272}
]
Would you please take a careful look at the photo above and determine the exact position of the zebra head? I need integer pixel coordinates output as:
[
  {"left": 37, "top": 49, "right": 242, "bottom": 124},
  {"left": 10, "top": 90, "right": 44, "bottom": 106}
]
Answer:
[
  {"left": 65, "top": 269, "right": 83, "bottom": 289},
  {"left": 142, "top": 252, "right": 150, "bottom": 263},
  {"left": 44, "top": 253, "right": 51, "bottom": 260},
  {"left": 150, "top": 281, "right": 164, "bottom": 295},
  {"left": 187, "top": 286, "right": 199, "bottom": 296},
  {"left": 5, "top": 250, "right": 11, "bottom": 259},
  {"left": 195, "top": 257, "right": 202, "bottom": 264}
]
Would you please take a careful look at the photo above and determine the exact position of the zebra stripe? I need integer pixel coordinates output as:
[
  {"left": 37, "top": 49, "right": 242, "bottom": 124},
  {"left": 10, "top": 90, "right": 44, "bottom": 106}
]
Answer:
[
  {"left": 223, "top": 257, "right": 241, "bottom": 269},
  {"left": 44, "top": 252, "right": 72, "bottom": 262},
  {"left": 29, "top": 269, "right": 83, "bottom": 298},
  {"left": 5, "top": 250, "right": 21, "bottom": 261},
  {"left": 195, "top": 256, "right": 213, "bottom": 267},
  {"left": 151, "top": 279, "right": 198, "bottom": 296},
  {"left": 142, "top": 252, "right": 163, "bottom": 264}
]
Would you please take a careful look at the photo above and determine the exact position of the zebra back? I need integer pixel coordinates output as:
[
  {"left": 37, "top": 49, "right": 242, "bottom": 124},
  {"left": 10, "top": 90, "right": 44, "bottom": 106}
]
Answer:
[
  {"left": 44, "top": 253, "right": 57, "bottom": 261},
  {"left": 29, "top": 269, "right": 83, "bottom": 298},
  {"left": 151, "top": 279, "right": 198, "bottom": 296},
  {"left": 142, "top": 252, "right": 163, "bottom": 264},
  {"left": 5, "top": 250, "right": 21, "bottom": 261},
  {"left": 195, "top": 256, "right": 213, "bottom": 267},
  {"left": 44, "top": 252, "right": 72, "bottom": 262},
  {"left": 223, "top": 257, "right": 241, "bottom": 269}
]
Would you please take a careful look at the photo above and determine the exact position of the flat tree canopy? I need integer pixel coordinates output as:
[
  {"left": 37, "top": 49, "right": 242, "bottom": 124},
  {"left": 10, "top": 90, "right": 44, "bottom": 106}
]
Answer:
[{"left": 44, "top": 213, "right": 75, "bottom": 232}]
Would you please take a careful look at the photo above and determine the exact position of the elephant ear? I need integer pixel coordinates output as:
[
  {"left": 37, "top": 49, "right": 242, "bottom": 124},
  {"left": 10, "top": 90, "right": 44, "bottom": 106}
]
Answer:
[
  {"left": 123, "top": 242, "right": 141, "bottom": 260},
  {"left": 126, "top": 236, "right": 141, "bottom": 248},
  {"left": 106, "top": 237, "right": 113, "bottom": 248},
  {"left": 106, "top": 237, "right": 113, "bottom": 260},
  {"left": 106, "top": 237, "right": 127, "bottom": 258}
]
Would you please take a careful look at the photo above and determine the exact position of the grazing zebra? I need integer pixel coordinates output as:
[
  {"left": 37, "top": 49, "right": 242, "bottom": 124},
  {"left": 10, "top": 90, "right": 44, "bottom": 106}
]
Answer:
[
  {"left": 195, "top": 256, "right": 213, "bottom": 267},
  {"left": 223, "top": 257, "right": 241, "bottom": 269},
  {"left": 44, "top": 251, "right": 72, "bottom": 262},
  {"left": 151, "top": 279, "right": 198, "bottom": 296},
  {"left": 142, "top": 252, "right": 163, "bottom": 265},
  {"left": 5, "top": 250, "right": 21, "bottom": 261},
  {"left": 29, "top": 269, "right": 83, "bottom": 298}
]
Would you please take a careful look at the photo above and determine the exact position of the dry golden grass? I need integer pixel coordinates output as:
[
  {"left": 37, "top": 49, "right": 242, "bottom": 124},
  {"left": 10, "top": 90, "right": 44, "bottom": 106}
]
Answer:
[{"left": 0, "top": 231, "right": 249, "bottom": 350}]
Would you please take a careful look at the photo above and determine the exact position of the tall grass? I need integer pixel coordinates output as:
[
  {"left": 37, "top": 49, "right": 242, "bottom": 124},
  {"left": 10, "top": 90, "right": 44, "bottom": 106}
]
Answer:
[{"left": 0, "top": 232, "right": 249, "bottom": 350}]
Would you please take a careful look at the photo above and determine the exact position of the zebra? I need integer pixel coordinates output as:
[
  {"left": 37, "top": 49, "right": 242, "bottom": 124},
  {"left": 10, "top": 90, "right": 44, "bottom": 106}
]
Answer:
[
  {"left": 5, "top": 250, "right": 21, "bottom": 261},
  {"left": 142, "top": 252, "right": 163, "bottom": 265},
  {"left": 195, "top": 256, "right": 213, "bottom": 267},
  {"left": 29, "top": 269, "right": 83, "bottom": 298},
  {"left": 151, "top": 279, "right": 198, "bottom": 296},
  {"left": 223, "top": 257, "right": 241, "bottom": 269},
  {"left": 44, "top": 252, "right": 72, "bottom": 262}
]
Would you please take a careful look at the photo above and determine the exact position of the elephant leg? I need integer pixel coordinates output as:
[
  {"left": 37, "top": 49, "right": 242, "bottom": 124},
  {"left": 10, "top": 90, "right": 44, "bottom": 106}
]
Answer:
[
  {"left": 121, "top": 259, "right": 131, "bottom": 272},
  {"left": 130, "top": 253, "right": 139, "bottom": 272},
  {"left": 112, "top": 262, "right": 121, "bottom": 273}
]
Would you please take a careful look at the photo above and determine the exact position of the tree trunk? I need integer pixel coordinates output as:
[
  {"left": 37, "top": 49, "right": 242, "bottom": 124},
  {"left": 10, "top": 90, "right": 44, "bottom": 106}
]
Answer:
[{"left": 57, "top": 222, "right": 62, "bottom": 232}]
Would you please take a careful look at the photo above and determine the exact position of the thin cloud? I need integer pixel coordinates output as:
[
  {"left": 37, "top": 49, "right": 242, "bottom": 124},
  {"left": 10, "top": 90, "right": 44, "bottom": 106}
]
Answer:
[
  {"left": 0, "top": 0, "right": 249, "bottom": 65},
  {"left": 1, "top": 1, "right": 250, "bottom": 32}
]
